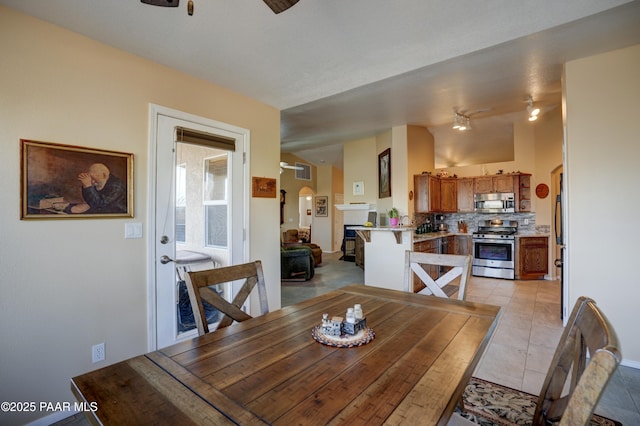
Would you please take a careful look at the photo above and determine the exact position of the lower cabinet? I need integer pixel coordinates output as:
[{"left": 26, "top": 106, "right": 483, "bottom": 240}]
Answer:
[
  {"left": 516, "top": 236, "right": 548, "bottom": 280},
  {"left": 412, "top": 239, "right": 439, "bottom": 292},
  {"left": 355, "top": 234, "right": 365, "bottom": 269}
]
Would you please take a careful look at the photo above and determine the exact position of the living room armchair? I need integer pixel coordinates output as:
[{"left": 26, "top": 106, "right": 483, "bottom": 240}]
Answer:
[
  {"left": 281, "top": 246, "right": 315, "bottom": 281},
  {"left": 282, "top": 228, "right": 322, "bottom": 266}
]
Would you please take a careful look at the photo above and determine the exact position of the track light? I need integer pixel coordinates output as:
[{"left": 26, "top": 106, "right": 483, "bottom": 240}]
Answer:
[
  {"left": 527, "top": 98, "right": 540, "bottom": 122},
  {"left": 452, "top": 112, "right": 471, "bottom": 131}
]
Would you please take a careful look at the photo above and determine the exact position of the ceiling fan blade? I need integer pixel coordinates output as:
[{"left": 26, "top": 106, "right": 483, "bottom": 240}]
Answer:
[
  {"left": 280, "top": 162, "right": 304, "bottom": 170},
  {"left": 140, "top": 0, "right": 179, "bottom": 7},
  {"left": 263, "top": 0, "right": 300, "bottom": 14}
]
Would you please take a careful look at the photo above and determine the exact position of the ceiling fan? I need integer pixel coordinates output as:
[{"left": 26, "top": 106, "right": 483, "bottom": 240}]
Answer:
[
  {"left": 280, "top": 162, "right": 304, "bottom": 174},
  {"left": 140, "top": 0, "right": 300, "bottom": 15}
]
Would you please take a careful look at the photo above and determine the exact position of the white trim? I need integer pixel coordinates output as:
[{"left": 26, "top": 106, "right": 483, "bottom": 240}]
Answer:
[
  {"left": 146, "top": 103, "right": 250, "bottom": 352},
  {"left": 334, "top": 203, "right": 376, "bottom": 211}
]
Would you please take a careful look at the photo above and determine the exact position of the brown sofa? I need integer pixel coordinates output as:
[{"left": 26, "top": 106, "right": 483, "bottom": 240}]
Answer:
[{"left": 282, "top": 229, "right": 322, "bottom": 266}]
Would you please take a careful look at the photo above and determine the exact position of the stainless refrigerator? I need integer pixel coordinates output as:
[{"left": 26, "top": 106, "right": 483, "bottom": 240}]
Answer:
[{"left": 554, "top": 173, "right": 564, "bottom": 319}]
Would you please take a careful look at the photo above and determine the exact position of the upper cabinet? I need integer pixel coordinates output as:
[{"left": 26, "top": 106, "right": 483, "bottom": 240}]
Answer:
[
  {"left": 415, "top": 173, "right": 532, "bottom": 213},
  {"left": 517, "top": 174, "right": 531, "bottom": 212},
  {"left": 414, "top": 174, "right": 438, "bottom": 213},
  {"left": 457, "top": 178, "right": 474, "bottom": 212},
  {"left": 474, "top": 175, "right": 515, "bottom": 193},
  {"left": 440, "top": 179, "right": 457, "bottom": 212},
  {"left": 414, "top": 174, "right": 457, "bottom": 213}
]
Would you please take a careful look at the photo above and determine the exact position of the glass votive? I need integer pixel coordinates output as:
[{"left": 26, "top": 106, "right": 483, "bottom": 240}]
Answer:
[
  {"left": 354, "top": 304, "right": 363, "bottom": 320},
  {"left": 346, "top": 307, "right": 356, "bottom": 324}
]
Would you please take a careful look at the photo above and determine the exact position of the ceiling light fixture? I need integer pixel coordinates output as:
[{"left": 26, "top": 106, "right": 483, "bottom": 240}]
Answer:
[
  {"left": 452, "top": 112, "right": 471, "bottom": 131},
  {"left": 527, "top": 97, "right": 540, "bottom": 122}
]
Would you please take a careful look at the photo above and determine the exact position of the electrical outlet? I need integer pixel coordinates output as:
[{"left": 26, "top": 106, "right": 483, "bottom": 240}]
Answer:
[
  {"left": 524, "top": 219, "right": 530, "bottom": 225},
  {"left": 92, "top": 343, "right": 105, "bottom": 363}
]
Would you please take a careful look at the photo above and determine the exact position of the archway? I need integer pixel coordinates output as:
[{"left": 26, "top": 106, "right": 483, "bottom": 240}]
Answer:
[{"left": 298, "top": 186, "right": 314, "bottom": 239}]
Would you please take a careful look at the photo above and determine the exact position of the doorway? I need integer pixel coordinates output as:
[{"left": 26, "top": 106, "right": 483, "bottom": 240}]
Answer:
[
  {"left": 148, "top": 105, "right": 249, "bottom": 350},
  {"left": 298, "top": 187, "right": 314, "bottom": 229}
]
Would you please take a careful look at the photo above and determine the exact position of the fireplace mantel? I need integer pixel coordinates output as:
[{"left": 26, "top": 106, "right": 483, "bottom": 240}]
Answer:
[{"left": 334, "top": 203, "right": 376, "bottom": 211}]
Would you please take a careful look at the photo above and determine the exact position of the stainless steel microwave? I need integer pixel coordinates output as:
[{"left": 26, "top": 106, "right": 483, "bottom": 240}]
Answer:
[{"left": 474, "top": 193, "right": 515, "bottom": 213}]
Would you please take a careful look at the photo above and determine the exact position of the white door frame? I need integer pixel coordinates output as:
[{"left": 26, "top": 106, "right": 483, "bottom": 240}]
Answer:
[{"left": 146, "top": 104, "right": 250, "bottom": 351}]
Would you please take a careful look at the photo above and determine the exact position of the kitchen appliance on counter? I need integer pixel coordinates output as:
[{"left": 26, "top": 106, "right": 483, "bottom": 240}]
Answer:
[
  {"left": 434, "top": 214, "right": 448, "bottom": 232},
  {"left": 474, "top": 193, "right": 515, "bottom": 213},
  {"left": 472, "top": 219, "right": 518, "bottom": 279}
]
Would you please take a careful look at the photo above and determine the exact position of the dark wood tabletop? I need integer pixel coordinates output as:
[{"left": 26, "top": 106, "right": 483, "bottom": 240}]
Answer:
[{"left": 71, "top": 284, "right": 501, "bottom": 425}]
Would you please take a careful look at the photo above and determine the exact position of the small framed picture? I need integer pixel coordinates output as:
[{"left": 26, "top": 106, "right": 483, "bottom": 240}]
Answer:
[
  {"left": 314, "top": 196, "right": 328, "bottom": 217},
  {"left": 378, "top": 148, "right": 391, "bottom": 198},
  {"left": 252, "top": 176, "right": 277, "bottom": 198},
  {"left": 353, "top": 181, "right": 364, "bottom": 196},
  {"left": 21, "top": 139, "right": 133, "bottom": 219}
]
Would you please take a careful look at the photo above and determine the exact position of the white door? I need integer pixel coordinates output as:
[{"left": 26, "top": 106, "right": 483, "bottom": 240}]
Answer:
[{"left": 149, "top": 105, "right": 248, "bottom": 350}]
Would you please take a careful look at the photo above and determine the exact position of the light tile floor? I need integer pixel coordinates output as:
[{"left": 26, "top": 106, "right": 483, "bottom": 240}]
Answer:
[
  {"left": 55, "top": 252, "right": 640, "bottom": 425},
  {"left": 282, "top": 251, "right": 640, "bottom": 425}
]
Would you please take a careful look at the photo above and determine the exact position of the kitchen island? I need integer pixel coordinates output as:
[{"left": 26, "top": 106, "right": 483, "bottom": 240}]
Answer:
[
  {"left": 348, "top": 226, "right": 415, "bottom": 291},
  {"left": 349, "top": 226, "right": 475, "bottom": 291}
]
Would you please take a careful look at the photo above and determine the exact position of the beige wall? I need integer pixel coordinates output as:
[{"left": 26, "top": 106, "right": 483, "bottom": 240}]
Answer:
[
  {"left": 314, "top": 164, "right": 334, "bottom": 252},
  {"left": 531, "top": 107, "right": 564, "bottom": 228},
  {"left": 0, "top": 7, "right": 281, "bottom": 424},
  {"left": 565, "top": 44, "right": 640, "bottom": 366},
  {"left": 343, "top": 136, "right": 379, "bottom": 206}
]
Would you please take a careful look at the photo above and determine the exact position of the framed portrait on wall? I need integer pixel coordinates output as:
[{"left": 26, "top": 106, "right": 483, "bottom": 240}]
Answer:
[
  {"left": 378, "top": 148, "right": 391, "bottom": 198},
  {"left": 314, "top": 196, "right": 328, "bottom": 217},
  {"left": 21, "top": 139, "right": 133, "bottom": 219}
]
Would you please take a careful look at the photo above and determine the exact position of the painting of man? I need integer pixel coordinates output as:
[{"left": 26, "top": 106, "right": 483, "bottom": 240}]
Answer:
[
  {"left": 69, "top": 163, "right": 127, "bottom": 214},
  {"left": 21, "top": 140, "right": 133, "bottom": 219}
]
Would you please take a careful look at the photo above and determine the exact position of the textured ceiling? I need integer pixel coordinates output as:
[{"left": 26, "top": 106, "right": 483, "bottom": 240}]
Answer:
[{"left": 2, "top": 0, "right": 639, "bottom": 168}]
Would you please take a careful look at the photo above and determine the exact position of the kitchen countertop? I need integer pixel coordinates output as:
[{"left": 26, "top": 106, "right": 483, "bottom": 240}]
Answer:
[
  {"left": 347, "top": 225, "right": 416, "bottom": 231},
  {"left": 413, "top": 232, "right": 550, "bottom": 242},
  {"left": 347, "top": 226, "right": 549, "bottom": 242}
]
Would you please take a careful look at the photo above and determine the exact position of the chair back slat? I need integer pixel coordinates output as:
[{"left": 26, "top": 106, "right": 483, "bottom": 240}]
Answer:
[
  {"left": 185, "top": 260, "right": 268, "bottom": 336},
  {"left": 404, "top": 250, "right": 472, "bottom": 300},
  {"left": 534, "top": 296, "right": 621, "bottom": 426}
]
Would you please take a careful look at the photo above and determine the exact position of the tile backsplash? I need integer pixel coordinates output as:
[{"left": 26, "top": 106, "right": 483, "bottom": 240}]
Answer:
[{"left": 414, "top": 212, "right": 542, "bottom": 234}]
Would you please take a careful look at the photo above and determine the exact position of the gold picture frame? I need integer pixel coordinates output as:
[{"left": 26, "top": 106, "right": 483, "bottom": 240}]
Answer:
[{"left": 21, "top": 139, "right": 134, "bottom": 219}]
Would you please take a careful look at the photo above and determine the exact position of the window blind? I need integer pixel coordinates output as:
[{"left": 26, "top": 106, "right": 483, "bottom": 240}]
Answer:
[{"left": 175, "top": 127, "right": 236, "bottom": 151}]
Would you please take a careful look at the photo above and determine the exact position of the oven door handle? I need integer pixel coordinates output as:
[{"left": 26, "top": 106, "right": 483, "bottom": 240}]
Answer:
[{"left": 472, "top": 238, "right": 515, "bottom": 244}]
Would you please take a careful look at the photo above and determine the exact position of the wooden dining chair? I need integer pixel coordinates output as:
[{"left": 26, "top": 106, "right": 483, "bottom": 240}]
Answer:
[
  {"left": 185, "top": 260, "right": 269, "bottom": 335},
  {"left": 404, "top": 250, "right": 472, "bottom": 301},
  {"left": 533, "top": 296, "right": 621, "bottom": 425},
  {"left": 451, "top": 296, "right": 621, "bottom": 426}
]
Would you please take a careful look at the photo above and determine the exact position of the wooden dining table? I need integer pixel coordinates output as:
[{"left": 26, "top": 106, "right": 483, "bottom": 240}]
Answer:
[{"left": 71, "top": 284, "right": 501, "bottom": 425}]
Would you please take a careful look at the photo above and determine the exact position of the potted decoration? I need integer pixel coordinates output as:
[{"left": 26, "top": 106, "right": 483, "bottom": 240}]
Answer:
[{"left": 388, "top": 207, "right": 399, "bottom": 227}]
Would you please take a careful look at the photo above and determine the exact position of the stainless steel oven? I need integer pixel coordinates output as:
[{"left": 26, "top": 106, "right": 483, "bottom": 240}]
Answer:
[{"left": 472, "top": 220, "right": 518, "bottom": 279}]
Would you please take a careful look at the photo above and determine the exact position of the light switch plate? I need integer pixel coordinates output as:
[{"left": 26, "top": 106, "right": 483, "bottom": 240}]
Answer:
[{"left": 125, "top": 222, "right": 143, "bottom": 239}]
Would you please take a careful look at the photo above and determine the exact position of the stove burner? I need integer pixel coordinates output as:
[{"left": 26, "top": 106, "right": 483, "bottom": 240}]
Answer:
[
  {"left": 473, "top": 219, "right": 519, "bottom": 239},
  {"left": 474, "top": 230, "right": 516, "bottom": 236}
]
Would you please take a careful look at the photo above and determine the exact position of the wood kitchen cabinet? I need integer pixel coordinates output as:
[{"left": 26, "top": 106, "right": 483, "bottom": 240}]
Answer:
[
  {"left": 517, "top": 174, "right": 531, "bottom": 212},
  {"left": 414, "top": 174, "right": 439, "bottom": 213},
  {"left": 412, "top": 239, "right": 440, "bottom": 292},
  {"left": 440, "top": 179, "right": 457, "bottom": 212},
  {"left": 414, "top": 174, "right": 456, "bottom": 212},
  {"left": 474, "top": 175, "right": 515, "bottom": 193},
  {"left": 355, "top": 233, "right": 365, "bottom": 269},
  {"left": 516, "top": 236, "right": 548, "bottom": 280},
  {"left": 457, "top": 178, "right": 474, "bottom": 212},
  {"left": 455, "top": 235, "right": 472, "bottom": 256}
]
